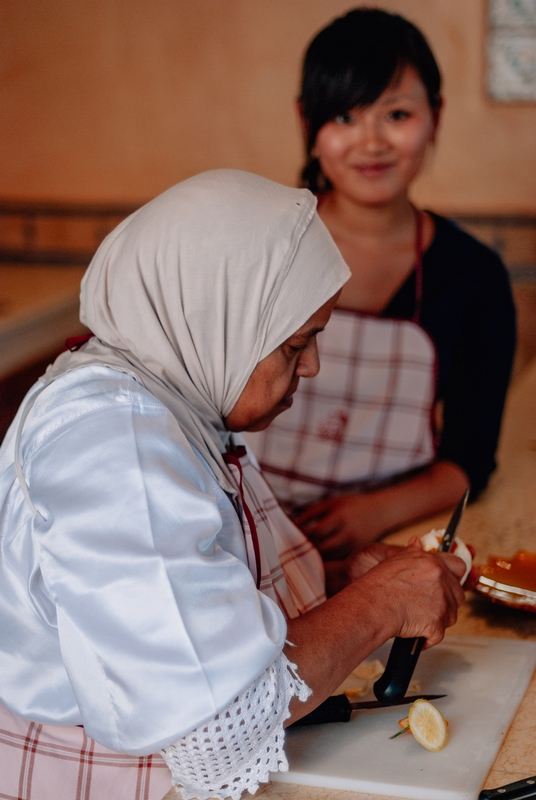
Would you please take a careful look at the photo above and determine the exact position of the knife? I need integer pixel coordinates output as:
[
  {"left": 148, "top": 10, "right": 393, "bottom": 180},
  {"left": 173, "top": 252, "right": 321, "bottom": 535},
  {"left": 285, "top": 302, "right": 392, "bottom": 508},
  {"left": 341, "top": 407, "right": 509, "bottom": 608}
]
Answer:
[
  {"left": 289, "top": 693, "right": 446, "bottom": 727},
  {"left": 373, "top": 489, "right": 470, "bottom": 706},
  {"left": 479, "top": 775, "right": 536, "bottom": 799}
]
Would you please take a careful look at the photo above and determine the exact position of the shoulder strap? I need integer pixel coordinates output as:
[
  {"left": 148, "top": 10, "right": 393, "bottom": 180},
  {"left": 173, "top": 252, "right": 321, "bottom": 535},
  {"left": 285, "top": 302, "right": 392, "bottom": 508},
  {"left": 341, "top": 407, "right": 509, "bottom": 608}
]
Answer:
[{"left": 223, "top": 447, "right": 262, "bottom": 589}]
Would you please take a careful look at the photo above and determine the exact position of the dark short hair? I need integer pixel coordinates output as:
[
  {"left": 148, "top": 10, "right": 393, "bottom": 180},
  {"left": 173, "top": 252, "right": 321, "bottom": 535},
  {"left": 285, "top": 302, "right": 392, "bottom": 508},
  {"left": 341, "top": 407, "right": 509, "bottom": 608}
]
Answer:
[{"left": 299, "top": 8, "right": 442, "bottom": 193}]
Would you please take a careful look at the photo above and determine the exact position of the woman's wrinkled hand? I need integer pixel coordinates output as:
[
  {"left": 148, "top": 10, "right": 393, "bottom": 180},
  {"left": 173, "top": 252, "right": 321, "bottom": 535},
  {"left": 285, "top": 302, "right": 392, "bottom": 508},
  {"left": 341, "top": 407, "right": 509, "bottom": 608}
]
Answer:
[
  {"left": 324, "top": 542, "right": 402, "bottom": 596},
  {"left": 293, "top": 493, "right": 381, "bottom": 559},
  {"left": 355, "top": 538, "right": 466, "bottom": 648},
  {"left": 364, "top": 538, "right": 465, "bottom": 647},
  {"left": 285, "top": 538, "right": 467, "bottom": 725}
]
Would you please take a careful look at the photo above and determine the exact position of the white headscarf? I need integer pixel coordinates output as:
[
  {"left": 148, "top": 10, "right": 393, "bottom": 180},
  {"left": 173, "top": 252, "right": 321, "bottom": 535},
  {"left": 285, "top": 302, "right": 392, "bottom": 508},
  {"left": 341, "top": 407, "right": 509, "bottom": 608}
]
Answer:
[{"left": 44, "top": 170, "right": 350, "bottom": 492}]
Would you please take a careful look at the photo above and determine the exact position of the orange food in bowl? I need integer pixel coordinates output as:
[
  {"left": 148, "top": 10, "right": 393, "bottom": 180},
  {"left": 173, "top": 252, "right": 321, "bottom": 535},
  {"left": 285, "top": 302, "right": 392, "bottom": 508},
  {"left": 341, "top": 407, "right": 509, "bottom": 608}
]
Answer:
[
  {"left": 476, "top": 551, "right": 536, "bottom": 612},
  {"left": 480, "top": 551, "right": 536, "bottom": 592}
]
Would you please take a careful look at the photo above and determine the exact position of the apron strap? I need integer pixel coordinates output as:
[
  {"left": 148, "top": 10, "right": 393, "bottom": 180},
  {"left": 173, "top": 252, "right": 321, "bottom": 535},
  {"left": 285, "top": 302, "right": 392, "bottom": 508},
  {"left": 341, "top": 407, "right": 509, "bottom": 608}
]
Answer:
[
  {"left": 64, "top": 333, "right": 93, "bottom": 352},
  {"left": 412, "top": 205, "right": 424, "bottom": 325},
  {"left": 223, "top": 447, "right": 262, "bottom": 589}
]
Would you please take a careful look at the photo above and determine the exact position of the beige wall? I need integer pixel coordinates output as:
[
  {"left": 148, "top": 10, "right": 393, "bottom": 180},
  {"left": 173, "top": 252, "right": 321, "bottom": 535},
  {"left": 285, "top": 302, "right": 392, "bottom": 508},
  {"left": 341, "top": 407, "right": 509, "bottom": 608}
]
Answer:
[{"left": 1, "top": 0, "right": 535, "bottom": 213}]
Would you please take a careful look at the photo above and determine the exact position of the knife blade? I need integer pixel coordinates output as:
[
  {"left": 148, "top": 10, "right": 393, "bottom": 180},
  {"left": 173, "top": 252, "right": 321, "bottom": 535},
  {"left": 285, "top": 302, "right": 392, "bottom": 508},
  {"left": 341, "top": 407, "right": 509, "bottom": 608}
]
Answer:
[
  {"left": 438, "top": 488, "right": 469, "bottom": 553},
  {"left": 289, "top": 693, "right": 446, "bottom": 727},
  {"left": 373, "top": 489, "right": 470, "bottom": 706},
  {"left": 479, "top": 775, "right": 536, "bottom": 799}
]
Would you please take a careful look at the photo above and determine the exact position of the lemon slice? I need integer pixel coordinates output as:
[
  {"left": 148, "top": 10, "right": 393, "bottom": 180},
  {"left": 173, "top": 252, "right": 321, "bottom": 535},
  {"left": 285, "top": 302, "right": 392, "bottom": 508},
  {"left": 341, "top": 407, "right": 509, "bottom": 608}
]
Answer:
[
  {"left": 352, "top": 659, "right": 385, "bottom": 681},
  {"left": 344, "top": 686, "right": 368, "bottom": 699},
  {"left": 408, "top": 699, "right": 448, "bottom": 752}
]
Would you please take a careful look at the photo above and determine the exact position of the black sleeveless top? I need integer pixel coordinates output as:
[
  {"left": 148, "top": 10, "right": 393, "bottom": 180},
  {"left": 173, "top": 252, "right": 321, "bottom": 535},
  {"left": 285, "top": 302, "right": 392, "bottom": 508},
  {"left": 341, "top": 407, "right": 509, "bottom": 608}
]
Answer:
[{"left": 383, "top": 213, "right": 516, "bottom": 497}]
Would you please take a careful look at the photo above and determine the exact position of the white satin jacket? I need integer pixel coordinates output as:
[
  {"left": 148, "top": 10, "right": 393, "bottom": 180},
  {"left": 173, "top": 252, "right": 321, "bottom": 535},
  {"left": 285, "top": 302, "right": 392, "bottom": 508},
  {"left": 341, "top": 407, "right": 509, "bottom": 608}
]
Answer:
[{"left": 0, "top": 366, "right": 286, "bottom": 755}]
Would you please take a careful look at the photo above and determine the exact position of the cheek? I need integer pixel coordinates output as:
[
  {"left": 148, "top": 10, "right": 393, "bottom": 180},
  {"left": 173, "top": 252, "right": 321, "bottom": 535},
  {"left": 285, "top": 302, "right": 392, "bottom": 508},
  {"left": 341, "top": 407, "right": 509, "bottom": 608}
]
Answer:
[
  {"left": 315, "top": 124, "right": 350, "bottom": 162},
  {"left": 253, "top": 354, "right": 295, "bottom": 411},
  {"left": 269, "top": 362, "right": 296, "bottom": 401},
  {"left": 391, "top": 119, "right": 434, "bottom": 167}
]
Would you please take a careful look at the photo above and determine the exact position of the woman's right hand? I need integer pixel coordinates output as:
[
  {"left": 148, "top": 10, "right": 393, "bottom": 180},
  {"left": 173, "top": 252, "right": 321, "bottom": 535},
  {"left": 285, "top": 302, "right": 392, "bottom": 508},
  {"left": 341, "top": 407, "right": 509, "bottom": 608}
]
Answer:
[
  {"left": 356, "top": 538, "right": 466, "bottom": 648},
  {"left": 285, "top": 537, "right": 466, "bottom": 724}
]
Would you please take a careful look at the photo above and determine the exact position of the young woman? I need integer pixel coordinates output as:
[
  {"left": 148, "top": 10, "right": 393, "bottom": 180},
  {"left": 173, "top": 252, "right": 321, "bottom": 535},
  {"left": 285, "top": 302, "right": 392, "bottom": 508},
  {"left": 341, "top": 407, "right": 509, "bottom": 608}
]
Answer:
[
  {"left": 0, "top": 170, "right": 465, "bottom": 800},
  {"left": 247, "top": 8, "right": 516, "bottom": 561}
]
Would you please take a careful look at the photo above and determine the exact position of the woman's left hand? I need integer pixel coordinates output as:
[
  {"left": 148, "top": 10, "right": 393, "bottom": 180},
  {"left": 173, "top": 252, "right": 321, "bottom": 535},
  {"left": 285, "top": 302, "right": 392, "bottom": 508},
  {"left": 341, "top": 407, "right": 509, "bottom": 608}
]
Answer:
[
  {"left": 324, "top": 541, "right": 402, "bottom": 596},
  {"left": 293, "top": 461, "right": 470, "bottom": 561},
  {"left": 293, "top": 493, "right": 381, "bottom": 559}
]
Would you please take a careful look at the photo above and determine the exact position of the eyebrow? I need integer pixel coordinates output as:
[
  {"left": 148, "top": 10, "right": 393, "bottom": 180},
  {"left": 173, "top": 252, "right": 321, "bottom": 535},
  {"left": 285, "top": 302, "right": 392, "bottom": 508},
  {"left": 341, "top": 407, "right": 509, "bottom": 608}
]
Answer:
[
  {"left": 378, "top": 92, "right": 414, "bottom": 103},
  {"left": 290, "top": 326, "right": 326, "bottom": 343}
]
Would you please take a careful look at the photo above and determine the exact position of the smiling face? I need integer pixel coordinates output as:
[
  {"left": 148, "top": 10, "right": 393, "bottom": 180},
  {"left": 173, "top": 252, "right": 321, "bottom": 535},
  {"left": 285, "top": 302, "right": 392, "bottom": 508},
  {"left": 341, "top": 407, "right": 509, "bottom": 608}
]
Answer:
[
  {"left": 312, "top": 66, "right": 440, "bottom": 207},
  {"left": 224, "top": 293, "right": 339, "bottom": 432}
]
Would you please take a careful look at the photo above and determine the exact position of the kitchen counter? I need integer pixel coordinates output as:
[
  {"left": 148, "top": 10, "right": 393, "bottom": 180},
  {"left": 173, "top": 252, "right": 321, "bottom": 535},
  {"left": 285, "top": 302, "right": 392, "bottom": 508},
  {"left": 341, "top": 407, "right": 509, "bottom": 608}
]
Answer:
[
  {"left": 0, "top": 264, "right": 87, "bottom": 379},
  {"left": 257, "top": 357, "right": 536, "bottom": 800}
]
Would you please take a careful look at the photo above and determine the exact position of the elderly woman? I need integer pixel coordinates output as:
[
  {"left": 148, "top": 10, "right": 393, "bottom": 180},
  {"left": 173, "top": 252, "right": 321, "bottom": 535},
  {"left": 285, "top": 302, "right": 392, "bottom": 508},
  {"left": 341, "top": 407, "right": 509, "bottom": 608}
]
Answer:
[{"left": 0, "top": 171, "right": 464, "bottom": 800}]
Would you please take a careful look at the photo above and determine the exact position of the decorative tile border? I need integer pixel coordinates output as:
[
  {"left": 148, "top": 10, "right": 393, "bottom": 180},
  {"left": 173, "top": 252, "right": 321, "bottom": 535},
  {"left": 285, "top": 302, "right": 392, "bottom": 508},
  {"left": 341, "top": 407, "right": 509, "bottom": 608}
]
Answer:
[{"left": 487, "top": 0, "right": 536, "bottom": 101}]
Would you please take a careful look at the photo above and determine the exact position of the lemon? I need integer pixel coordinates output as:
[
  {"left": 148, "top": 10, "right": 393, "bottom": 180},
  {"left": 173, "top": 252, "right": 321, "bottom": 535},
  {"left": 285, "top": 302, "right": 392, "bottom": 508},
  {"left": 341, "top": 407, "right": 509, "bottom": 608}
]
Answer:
[
  {"left": 352, "top": 659, "right": 385, "bottom": 681},
  {"left": 407, "top": 699, "right": 448, "bottom": 752}
]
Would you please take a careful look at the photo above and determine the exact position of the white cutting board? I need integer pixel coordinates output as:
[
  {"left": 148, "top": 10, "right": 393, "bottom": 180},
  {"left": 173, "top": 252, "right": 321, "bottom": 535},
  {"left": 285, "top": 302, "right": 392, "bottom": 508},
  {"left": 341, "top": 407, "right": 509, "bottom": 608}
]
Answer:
[{"left": 272, "top": 636, "right": 536, "bottom": 800}]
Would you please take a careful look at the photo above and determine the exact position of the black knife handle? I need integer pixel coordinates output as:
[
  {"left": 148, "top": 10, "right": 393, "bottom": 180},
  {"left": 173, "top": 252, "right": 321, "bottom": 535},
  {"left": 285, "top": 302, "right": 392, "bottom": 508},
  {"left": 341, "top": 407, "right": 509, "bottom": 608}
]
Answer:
[
  {"left": 479, "top": 776, "right": 536, "bottom": 799},
  {"left": 373, "top": 636, "right": 425, "bottom": 705},
  {"left": 289, "top": 694, "right": 352, "bottom": 727}
]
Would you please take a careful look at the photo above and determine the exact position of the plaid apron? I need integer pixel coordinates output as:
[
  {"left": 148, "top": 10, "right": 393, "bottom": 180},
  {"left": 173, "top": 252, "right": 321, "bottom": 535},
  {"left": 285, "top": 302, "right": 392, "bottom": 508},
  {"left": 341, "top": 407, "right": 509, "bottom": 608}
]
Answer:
[
  {"left": 0, "top": 704, "right": 172, "bottom": 800},
  {"left": 223, "top": 446, "right": 325, "bottom": 617},
  {"left": 0, "top": 449, "right": 323, "bottom": 799},
  {"left": 245, "top": 309, "right": 438, "bottom": 510}
]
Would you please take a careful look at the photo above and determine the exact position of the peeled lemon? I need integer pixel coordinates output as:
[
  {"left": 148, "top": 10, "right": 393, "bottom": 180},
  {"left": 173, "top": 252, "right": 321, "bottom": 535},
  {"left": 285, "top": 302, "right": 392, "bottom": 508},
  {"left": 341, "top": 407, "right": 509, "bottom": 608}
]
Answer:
[
  {"left": 420, "top": 529, "right": 472, "bottom": 584},
  {"left": 407, "top": 699, "right": 448, "bottom": 752}
]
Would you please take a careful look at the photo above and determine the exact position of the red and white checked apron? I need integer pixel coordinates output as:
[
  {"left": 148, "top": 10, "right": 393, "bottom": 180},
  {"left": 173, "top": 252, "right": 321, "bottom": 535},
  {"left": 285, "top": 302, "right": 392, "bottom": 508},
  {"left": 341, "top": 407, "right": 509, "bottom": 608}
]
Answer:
[
  {"left": 0, "top": 710, "right": 173, "bottom": 800},
  {"left": 223, "top": 445, "right": 325, "bottom": 618},
  {"left": 0, "top": 449, "right": 324, "bottom": 800},
  {"left": 245, "top": 213, "right": 438, "bottom": 510}
]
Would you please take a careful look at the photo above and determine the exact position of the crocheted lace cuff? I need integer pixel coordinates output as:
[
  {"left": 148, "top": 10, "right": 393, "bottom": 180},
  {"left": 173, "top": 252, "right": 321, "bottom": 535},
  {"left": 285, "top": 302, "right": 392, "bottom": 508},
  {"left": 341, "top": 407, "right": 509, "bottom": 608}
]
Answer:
[{"left": 161, "top": 652, "right": 311, "bottom": 800}]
